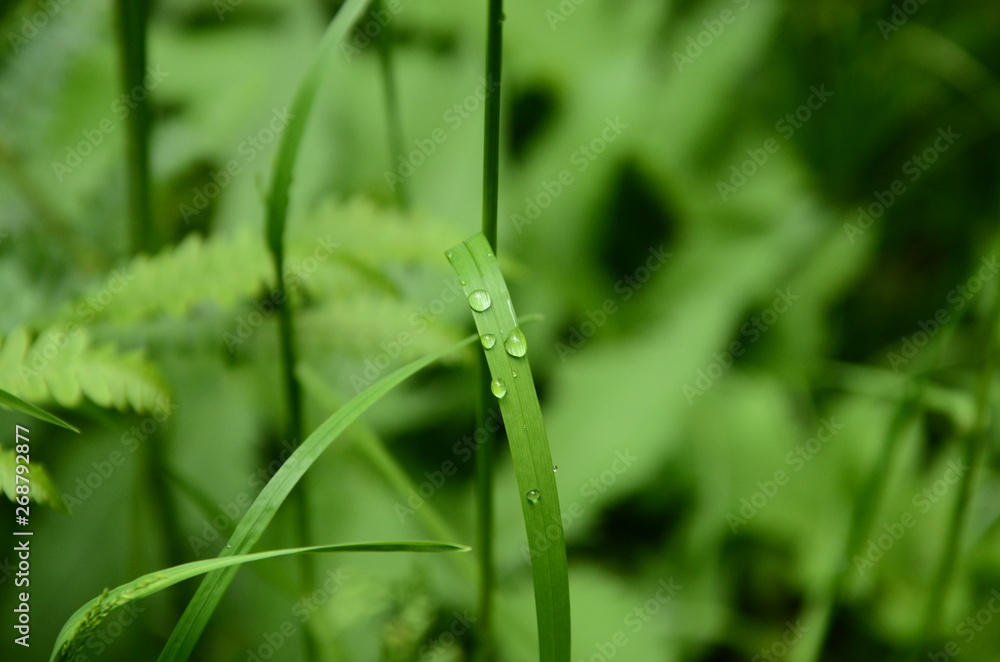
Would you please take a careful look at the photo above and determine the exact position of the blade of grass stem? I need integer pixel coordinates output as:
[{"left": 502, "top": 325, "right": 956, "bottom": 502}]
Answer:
[
  {"left": 53, "top": 541, "right": 466, "bottom": 662},
  {"left": 157, "top": 334, "right": 476, "bottom": 661},
  {"left": 448, "top": 233, "right": 571, "bottom": 662},
  {"left": 374, "top": 0, "right": 408, "bottom": 209},
  {"left": 912, "top": 281, "right": 1000, "bottom": 657},
  {"left": 477, "top": 2, "right": 505, "bottom": 657},
  {"left": 259, "top": 2, "right": 373, "bottom": 656},
  {"left": 0, "top": 387, "right": 79, "bottom": 432},
  {"left": 114, "top": 0, "right": 152, "bottom": 255}
]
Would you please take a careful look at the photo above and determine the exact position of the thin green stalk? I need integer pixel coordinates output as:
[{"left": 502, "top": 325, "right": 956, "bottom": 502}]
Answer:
[
  {"left": 476, "top": 1, "right": 504, "bottom": 658},
  {"left": 911, "top": 283, "right": 1000, "bottom": 657},
  {"left": 374, "top": 0, "right": 408, "bottom": 209},
  {"left": 115, "top": 0, "right": 189, "bottom": 627},
  {"left": 114, "top": 0, "right": 153, "bottom": 255}
]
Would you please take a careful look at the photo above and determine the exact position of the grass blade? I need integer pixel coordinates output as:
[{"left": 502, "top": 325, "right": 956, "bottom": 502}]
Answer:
[
  {"left": 0, "top": 387, "right": 79, "bottom": 432},
  {"left": 447, "top": 233, "right": 571, "bottom": 662},
  {"left": 158, "top": 334, "right": 477, "bottom": 661},
  {"left": 53, "top": 541, "right": 466, "bottom": 662}
]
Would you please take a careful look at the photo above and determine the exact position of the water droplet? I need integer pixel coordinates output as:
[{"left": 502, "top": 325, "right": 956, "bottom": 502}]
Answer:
[
  {"left": 480, "top": 334, "right": 496, "bottom": 349},
  {"left": 552, "top": 466, "right": 558, "bottom": 473},
  {"left": 226, "top": 543, "right": 232, "bottom": 549},
  {"left": 490, "top": 378, "right": 507, "bottom": 399},
  {"left": 446, "top": 250, "right": 453, "bottom": 261},
  {"left": 512, "top": 369, "right": 518, "bottom": 378},
  {"left": 460, "top": 279, "right": 466, "bottom": 286},
  {"left": 504, "top": 328, "right": 527, "bottom": 357},
  {"left": 468, "top": 290, "right": 492, "bottom": 312},
  {"left": 526, "top": 489, "right": 541, "bottom": 504}
]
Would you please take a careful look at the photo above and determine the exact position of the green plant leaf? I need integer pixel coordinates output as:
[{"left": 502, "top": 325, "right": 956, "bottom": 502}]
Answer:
[
  {"left": 0, "top": 327, "right": 169, "bottom": 414},
  {"left": 158, "top": 333, "right": 476, "bottom": 661},
  {"left": 53, "top": 540, "right": 467, "bottom": 662},
  {"left": 446, "top": 233, "right": 571, "bottom": 662},
  {"left": 264, "top": 0, "right": 373, "bottom": 261},
  {"left": 0, "top": 447, "right": 67, "bottom": 510},
  {"left": 0, "top": 386, "right": 79, "bottom": 432}
]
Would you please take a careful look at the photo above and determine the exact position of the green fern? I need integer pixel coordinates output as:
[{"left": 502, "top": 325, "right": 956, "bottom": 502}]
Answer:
[
  {"left": 64, "top": 229, "right": 271, "bottom": 324},
  {"left": 0, "top": 448, "right": 66, "bottom": 510},
  {"left": 0, "top": 327, "right": 169, "bottom": 413}
]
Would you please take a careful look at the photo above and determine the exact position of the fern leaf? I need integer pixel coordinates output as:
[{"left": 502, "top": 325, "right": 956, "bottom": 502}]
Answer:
[
  {"left": 68, "top": 229, "right": 272, "bottom": 324},
  {"left": 0, "top": 327, "right": 169, "bottom": 413},
  {"left": 0, "top": 448, "right": 66, "bottom": 510}
]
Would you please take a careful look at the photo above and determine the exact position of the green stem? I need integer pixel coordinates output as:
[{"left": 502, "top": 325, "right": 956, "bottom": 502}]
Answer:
[
  {"left": 114, "top": 0, "right": 153, "bottom": 255},
  {"left": 269, "top": 249, "right": 319, "bottom": 661},
  {"left": 912, "top": 282, "right": 1000, "bottom": 657},
  {"left": 476, "top": 1, "right": 504, "bottom": 659},
  {"left": 374, "top": 0, "right": 408, "bottom": 209}
]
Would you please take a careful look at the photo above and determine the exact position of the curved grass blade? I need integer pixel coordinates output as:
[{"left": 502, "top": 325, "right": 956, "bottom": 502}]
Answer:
[
  {"left": 264, "top": 0, "right": 372, "bottom": 258},
  {"left": 447, "top": 234, "right": 570, "bottom": 662},
  {"left": 0, "top": 387, "right": 79, "bottom": 432},
  {"left": 53, "top": 541, "right": 466, "bottom": 662},
  {"left": 158, "top": 334, "right": 477, "bottom": 661}
]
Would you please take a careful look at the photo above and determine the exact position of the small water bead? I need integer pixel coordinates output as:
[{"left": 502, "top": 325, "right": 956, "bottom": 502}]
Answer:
[
  {"left": 552, "top": 466, "right": 558, "bottom": 473},
  {"left": 490, "top": 379, "right": 507, "bottom": 399},
  {"left": 526, "top": 489, "right": 541, "bottom": 504},
  {"left": 504, "top": 327, "right": 527, "bottom": 357},
  {"left": 468, "top": 290, "right": 492, "bottom": 312},
  {"left": 446, "top": 250, "right": 453, "bottom": 261},
  {"left": 480, "top": 334, "right": 497, "bottom": 349}
]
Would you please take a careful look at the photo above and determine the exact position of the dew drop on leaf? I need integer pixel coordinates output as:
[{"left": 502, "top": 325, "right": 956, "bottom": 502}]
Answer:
[
  {"left": 490, "top": 378, "right": 507, "bottom": 399},
  {"left": 526, "top": 489, "right": 541, "bottom": 504},
  {"left": 504, "top": 327, "right": 527, "bottom": 357},
  {"left": 481, "top": 334, "right": 496, "bottom": 349},
  {"left": 468, "top": 290, "right": 492, "bottom": 312}
]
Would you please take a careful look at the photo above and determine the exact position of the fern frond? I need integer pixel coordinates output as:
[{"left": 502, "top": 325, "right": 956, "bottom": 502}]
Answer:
[
  {"left": 67, "top": 229, "right": 272, "bottom": 325},
  {"left": 0, "top": 327, "right": 169, "bottom": 413},
  {"left": 0, "top": 448, "right": 66, "bottom": 510}
]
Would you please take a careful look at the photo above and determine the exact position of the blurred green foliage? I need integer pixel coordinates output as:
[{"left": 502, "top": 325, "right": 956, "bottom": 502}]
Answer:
[{"left": 1, "top": 0, "right": 1000, "bottom": 660}]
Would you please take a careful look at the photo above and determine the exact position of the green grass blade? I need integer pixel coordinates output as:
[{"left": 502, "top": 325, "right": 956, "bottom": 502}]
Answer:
[
  {"left": 0, "top": 387, "right": 79, "bottom": 432},
  {"left": 52, "top": 541, "right": 466, "bottom": 662},
  {"left": 447, "top": 233, "right": 571, "bottom": 662},
  {"left": 264, "top": 0, "right": 372, "bottom": 259},
  {"left": 158, "top": 334, "right": 477, "bottom": 661}
]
